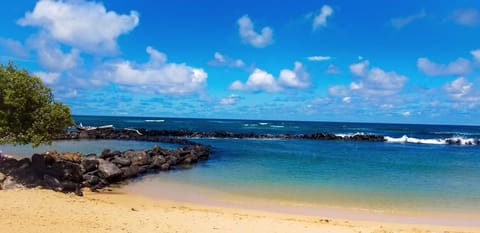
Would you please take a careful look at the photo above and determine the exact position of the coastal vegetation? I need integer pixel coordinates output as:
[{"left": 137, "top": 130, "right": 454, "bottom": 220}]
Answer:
[{"left": 0, "top": 62, "right": 73, "bottom": 147}]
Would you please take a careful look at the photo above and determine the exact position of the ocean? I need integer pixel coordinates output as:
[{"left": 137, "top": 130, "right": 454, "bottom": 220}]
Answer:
[{"left": 3, "top": 115, "right": 480, "bottom": 221}]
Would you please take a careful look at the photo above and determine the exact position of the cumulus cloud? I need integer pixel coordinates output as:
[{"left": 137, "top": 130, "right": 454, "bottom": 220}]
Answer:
[
  {"left": 230, "top": 62, "right": 310, "bottom": 92},
  {"left": 33, "top": 71, "right": 60, "bottom": 84},
  {"left": 450, "top": 8, "right": 480, "bottom": 26},
  {"left": 307, "top": 55, "right": 331, "bottom": 61},
  {"left": 328, "top": 85, "right": 349, "bottom": 97},
  {"left": 470, "top": 49, "right": 480, "bottom": 62},
  {"left": 18, "top": 0, "right": 139, "bottom": 54},
  {"left": 278, "top": 62, "right": 310, "bottom": 89},
  {"left": 348, "top": 60, "right": 407, "bottom": 96},
  {"left": 313, "top": 5, "right": 333, "bottom": 30},
  {"left": 443, "top": 77, "right": 480, "bottom": 102},
  {"left": 349, "top": 60, "right": 369, "bottom": 77},
  {"left": 390, "top": 10, "right": 426, "bottom": 29},
  {"left": 220, "top": 94, "right": 240, "bottom": 105},
  {"left": 326, "top": 64, "right": 340, "bottom": 74},
  {"left": 237, "top": 15, "right": 273, "bottom": 48},
  {"left": 230, "top": 68, "right": 280, "bottom": 92},
  {"left": 0, "top": 38, "right": 29, "bottom": 58},
  {"left": 28, "top": 34, "right": 81, "bottom": 72},
  {"left": 101, "top": 46, "right": 207, "bottom": 95},
  {"left": 209, "top": 52, "right": 245, "bottom": 67},
  {"left": 417, "top": 57, "right": 471, "bottom": 76}
]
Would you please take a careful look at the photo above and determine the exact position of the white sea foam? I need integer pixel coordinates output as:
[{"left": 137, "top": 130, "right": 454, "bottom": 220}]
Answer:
[
  {"left": 335, "top": 132, "right": 366, "bottom": 138},
  {"left": 385, "top": 135, "right": 478, "bottom": 145},
  {"left": 259, "top": 122, "right": 270, "bottom": 125},
  {"left": 145, "top": 119, "right": 165, "bottom": 123}
]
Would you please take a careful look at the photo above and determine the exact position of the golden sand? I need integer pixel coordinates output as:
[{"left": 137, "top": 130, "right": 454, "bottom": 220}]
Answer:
[{"left": 0, "top": 188, "right": 479, "bottom": 233}]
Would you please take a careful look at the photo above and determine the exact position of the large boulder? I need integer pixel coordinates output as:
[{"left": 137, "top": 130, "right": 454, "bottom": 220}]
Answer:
[
  {"left": 97, "top": 160, "right": 123, "bottom": 181},
  {"left": 124, "top": 150, "right": 150, "bottom": 166},
  {"left": 43, "top": 174, "right": 63, "bottom": 192},
  {"left": 31, "top": 153, "right": 55, "bottom": 174},
  {"left": 81, "top": 157, "right": 99, "bottom": 173},
  {"left": 120, "top": 165, "right": 140, "bottom": 179},
  {"left": 151, "top": 156, "right": 166, "bottom": 168},
  {"left": 82, "top": 174, "right": 101, "bottom": 187},
  {"left": 111, "top": 156, "right": 131, "bottom": 167},
  {"left": 49, "top": 160, "right": 83, "bottom": 182}
]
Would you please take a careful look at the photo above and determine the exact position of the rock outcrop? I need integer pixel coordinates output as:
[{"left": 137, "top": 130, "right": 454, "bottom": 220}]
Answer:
[{"left": 0, "top": 144, "right": 210, "bottom": 195}]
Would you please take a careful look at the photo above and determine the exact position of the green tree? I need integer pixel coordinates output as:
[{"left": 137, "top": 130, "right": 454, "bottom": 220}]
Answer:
[{"left": 0, "top": 62, "right": 73, "bottom": 147}]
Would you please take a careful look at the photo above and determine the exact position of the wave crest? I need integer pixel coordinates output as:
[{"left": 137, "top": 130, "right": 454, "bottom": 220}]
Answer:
[{"left": 385, "top": 135, "right": 479, "bottom": 145}]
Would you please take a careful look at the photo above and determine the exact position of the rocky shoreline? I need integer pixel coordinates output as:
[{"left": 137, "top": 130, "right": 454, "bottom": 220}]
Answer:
[
  {"left": 0, "top": 141, "right": 209, "bottom": 196},
  {"left": 56, "top": 128, "right": 387, "bottom": 142}
]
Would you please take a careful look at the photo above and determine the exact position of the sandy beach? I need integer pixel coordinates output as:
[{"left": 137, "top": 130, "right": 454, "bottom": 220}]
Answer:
[{"left": 0, "top": 188, "right": 478, "bottom": 233}]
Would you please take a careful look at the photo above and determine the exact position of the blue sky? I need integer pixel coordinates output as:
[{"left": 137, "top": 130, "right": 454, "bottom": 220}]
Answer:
[{"left": 1, "top": 0, "right": 480, "bottom": 124}]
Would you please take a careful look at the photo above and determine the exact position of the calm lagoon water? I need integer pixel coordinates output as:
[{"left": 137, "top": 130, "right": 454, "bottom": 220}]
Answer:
[{"left": 3, "top": 116, "right": 480, "bottom": 218}]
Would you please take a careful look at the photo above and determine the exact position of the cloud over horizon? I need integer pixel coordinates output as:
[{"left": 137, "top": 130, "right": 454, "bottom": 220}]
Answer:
[
  {"left": 99, "top": 46, "right": 207, "bottom": 95},
  {"left": 230, "top": 62, "right": 310, "bottom": 92}
]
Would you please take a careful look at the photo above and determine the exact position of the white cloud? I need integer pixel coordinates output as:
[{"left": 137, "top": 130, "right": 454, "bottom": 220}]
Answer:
[
  {"left": 390, "top": 10, "right": 426, "bottom": 29},
  {"left": 470, "top": 49, "right": 480, "bottom": 62},
  {"left": 278, "top": 62, "right": 310, "bottom": 89},
  {"left": 443, "top": 77, "right": 480, "bottom": 102},
  {"left": 348, "top": 60, "right": 407, "bottom": 96},
  {"left": 28, "top": 34, "right": 81, "bottom": 72},
  {"left": 313, "top": 5, "right": 333, "bottom": 30},
  {"left": 34, "top": 71, "right": 60, "bottom": 84},
  {"left": 342, "top": 96, "right": 351, "bottom": 103},
  {"left": 18, "top": 0, "right": 139, "bottom": 54},
  {"left": 328, "top": 85, "right": 348, "bottom": 97},
  {"left": 101, "top": 46, "right": 207, "bottom": 95},
  {"left": 401, "top": 111, "right": 411, "bottom": 117},
  {"left": 230, "top": 62, "right": 310, "bottom": 92},
  {"left": 220, "top": 94, "right": 240, "bottom": 105},
  {"left": 209, "top": 52, "right": 245, "bottom": 67},
  {"left": 349, "top": 60, "right": 369, "bottom": 77},
  {"left": 326, "top": 64, "right": 340, "bottom": 74},
  {"left": 307, "top": 55, "right": 331, "bottom": 61},
  {"left": 417, "top": 57, "right": 471, "bottom": 76},
  {"left": 0, "top": 38, "right": 29, "bottom": 58},
  {"left": 450, "top": 8, "right": 480, "bottom": 26},
  {"left": 230, "top": 68, "right": 280, "bottom": 92},
  {"left": 237, "top": 15, "right": 273, "bottom": 48}
]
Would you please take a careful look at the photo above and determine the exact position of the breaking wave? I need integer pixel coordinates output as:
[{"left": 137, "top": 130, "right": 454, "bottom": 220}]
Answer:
[
  {"left": 385, "top": 135, "right": 479, "bottom": 145},
  {"left": 145, "top": 119, "right": 165, "bottom": 123}
]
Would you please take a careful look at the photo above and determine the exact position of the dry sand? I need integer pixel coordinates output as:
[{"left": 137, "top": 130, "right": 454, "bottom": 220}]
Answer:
[{"left": 0, "top": 188, "right": 479, "bottom": 233}]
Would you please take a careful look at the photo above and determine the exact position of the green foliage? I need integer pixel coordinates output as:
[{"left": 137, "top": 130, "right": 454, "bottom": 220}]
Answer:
[{"left": 0, "top": 62, "right": 74, "bottom": 147}]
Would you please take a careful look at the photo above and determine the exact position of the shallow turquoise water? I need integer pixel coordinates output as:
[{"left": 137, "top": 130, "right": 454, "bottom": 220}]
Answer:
[{"left": 3, "top": 116, "right": 480, "bottom": 216}]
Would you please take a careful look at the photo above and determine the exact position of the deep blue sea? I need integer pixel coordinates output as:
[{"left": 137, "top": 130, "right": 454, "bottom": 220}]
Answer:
[{"left": 3, "top": 115, "right": 480, "bottom": 217}]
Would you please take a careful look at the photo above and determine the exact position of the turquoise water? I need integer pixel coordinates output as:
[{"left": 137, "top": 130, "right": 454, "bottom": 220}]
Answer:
[{"left": 3, "top": 116, "right": 480, "bottom": 216}]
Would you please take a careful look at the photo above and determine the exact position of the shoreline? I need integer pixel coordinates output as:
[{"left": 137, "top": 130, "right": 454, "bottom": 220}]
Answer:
[
  {"left": 0, "top": 188, "right": 479, "bottom": 233},
  {"left": 121, "top": 177, "right": 480, "bottom": 228}
]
